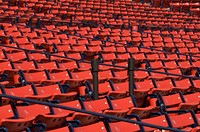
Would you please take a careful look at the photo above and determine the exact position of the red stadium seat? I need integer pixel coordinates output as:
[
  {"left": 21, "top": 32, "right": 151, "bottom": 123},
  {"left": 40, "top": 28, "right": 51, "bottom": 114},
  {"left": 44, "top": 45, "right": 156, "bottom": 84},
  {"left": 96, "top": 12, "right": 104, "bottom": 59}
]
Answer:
[
  {"left": 74, "top": 122, "right": 107, "bottom": 132},
  {"left": 0, "top": 104, "right": 34, "bottom": 132},
  {"left": 35, "top": 84, "right": 77, "bottom": 102},
  {"left": 111, "top": 96, "right": 154, "bottom": 119},
  {"left": 16, "top": 104, "right": 67, "bottom": 130}
]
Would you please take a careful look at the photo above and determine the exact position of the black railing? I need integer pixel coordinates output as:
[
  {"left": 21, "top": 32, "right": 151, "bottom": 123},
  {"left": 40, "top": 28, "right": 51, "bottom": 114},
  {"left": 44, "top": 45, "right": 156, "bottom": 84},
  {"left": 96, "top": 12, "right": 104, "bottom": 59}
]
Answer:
[
  {"left": 0, "top": 94, "right": 185, "bottom": 132},
  {"left": 0, "top": 44, "right": 199, "bottom": 80}
]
